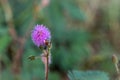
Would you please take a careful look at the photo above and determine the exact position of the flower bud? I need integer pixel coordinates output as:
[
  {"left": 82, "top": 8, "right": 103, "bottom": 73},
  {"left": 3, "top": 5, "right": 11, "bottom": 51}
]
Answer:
[{"left": 112, "top": 54, "right": 118, "bottom": 64}]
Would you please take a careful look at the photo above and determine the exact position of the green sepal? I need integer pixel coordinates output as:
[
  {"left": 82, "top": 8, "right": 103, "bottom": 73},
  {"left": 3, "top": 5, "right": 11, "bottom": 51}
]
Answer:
[{"left": 28, "top": 55, "right": 36, "bottom": 61}]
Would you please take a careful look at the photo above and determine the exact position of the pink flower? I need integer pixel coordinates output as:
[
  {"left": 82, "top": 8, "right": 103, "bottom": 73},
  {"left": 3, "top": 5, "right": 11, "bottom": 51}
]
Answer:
[{"left": 31, "top": 24, "right": 51, "bottom": 47}]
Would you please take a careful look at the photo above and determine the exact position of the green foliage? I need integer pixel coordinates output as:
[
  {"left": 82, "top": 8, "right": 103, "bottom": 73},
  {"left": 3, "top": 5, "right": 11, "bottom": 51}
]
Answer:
[
  {"left": 68, "top": 70, "right": 109, "bottom": 80},
  {"left": 1, "top": 69, "right": 14, "bottom": 80},
  {"left": 0, "top": 28, "right": 11, "bottom": 53},
  {"left": 61, "top": 0, "right": 86, "bottom": 21},
  {"left": 49, "top": 72, "right": 61, "bottom": 80},
  {"left": 51, "top": 29, "right": 90, "bottom": 71}
]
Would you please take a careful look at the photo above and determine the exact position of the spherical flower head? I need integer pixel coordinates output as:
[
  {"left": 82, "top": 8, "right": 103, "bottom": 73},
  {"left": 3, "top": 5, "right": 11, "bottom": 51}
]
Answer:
[{"left": 31, "top": 24, "right": 51, "bottom": 47}]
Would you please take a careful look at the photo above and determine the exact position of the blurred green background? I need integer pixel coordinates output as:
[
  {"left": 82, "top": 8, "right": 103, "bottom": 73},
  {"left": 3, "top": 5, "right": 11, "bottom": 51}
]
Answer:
[{"left": 0, "top": 0, "right": 120, "bottom": 80}]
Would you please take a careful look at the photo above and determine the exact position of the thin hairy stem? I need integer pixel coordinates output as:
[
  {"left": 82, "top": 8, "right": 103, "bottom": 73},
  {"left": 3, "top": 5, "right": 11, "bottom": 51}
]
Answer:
[
  {"left": 45, "top": 55, "right": 49, "bottom": 80},
  {"left": 43, "top": 50, "right": 49, "bottom": 80}
]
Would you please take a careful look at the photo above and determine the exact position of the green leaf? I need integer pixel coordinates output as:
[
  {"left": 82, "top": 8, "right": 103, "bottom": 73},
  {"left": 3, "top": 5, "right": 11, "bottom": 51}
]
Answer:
[
  {"left": 0, "top": 34, "right": 11, "bottom": 53},
  {"left": 68, "top": 70, "right": 109, "bottom": 80}
]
